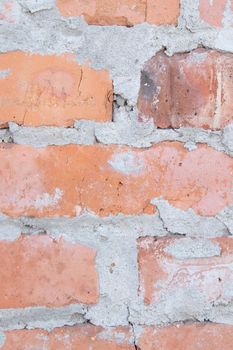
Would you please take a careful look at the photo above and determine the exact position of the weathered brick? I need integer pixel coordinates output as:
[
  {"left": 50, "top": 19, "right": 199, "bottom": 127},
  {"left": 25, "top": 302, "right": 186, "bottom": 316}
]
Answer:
[
  {"left": 0, "top": 142, "right": 232, "bottom": 217},
  {"left": 0, "top": 51, "right": 112, "bottom": 127},
  {"left": 0, "top": 235, "right": 98, "bottom": 308},
  {"left": 0, "top": 325, "right": 133, "bottom": 349},
  {"left": 146, "top": 0, "right": 180, "bottom": 25},
  {"left": 138, "top": 323, "right": 233, "bottom": 350},
  {"left": 199, "top": 0, "right": 227, "bottom": 27},
  {"left": 57, "top": 0, "right": 146, "bottom": 25},
  {"left": 56, "top": 0, "right": 180, "bottom": 26},
  {"left": 137, "top": 236, "right": 233, "bottom": 305},
  {"left": 138, "top": 49, "right": 233, "bottom": 129}
]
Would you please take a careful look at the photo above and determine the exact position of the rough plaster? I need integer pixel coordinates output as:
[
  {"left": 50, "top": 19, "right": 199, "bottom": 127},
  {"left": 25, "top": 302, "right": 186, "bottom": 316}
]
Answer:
[{"left": 0, "top": 0, "right": 233, "bottom": 337}]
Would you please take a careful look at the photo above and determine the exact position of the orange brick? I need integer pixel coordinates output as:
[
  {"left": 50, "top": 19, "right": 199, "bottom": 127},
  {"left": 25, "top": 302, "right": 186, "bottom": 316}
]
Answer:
[
  {"left": 138, "top": 323, "right": 233, "bottom": 350},
  {"left": 199, "top": 0, "right": 227, "bottom": 27},
  {"left": 1, "top": 325, "right": 133, "bottom": 349},
  {"left": 137, "top": 236, "right": 233, "bottom": 305},
  {"left": 56, "top": 0, "right": 180, "bottom": 26},
  {"left": 146, "top": 0, "right": 180, "bottom": 25},
  {"left": 0, "top": 51, "right": 112, "bottom": 127},
  {"left": 0, "top": 235, "right": 98, "bottom": 308},
  {"left": 138, "top": 49, "right": 233, "bottom": 129},
  {"left": 57, "top": 0, "right": 146, "bottom": 25},
  {"left": 0, "top": 142, "right": 232, "bottom": 217}
]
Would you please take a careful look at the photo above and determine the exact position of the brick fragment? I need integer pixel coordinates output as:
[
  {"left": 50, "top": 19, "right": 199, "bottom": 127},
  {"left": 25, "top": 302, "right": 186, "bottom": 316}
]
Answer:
[
  {"left": 0, "top": 51, "right": 112, "bottom": 127},
  {"left": 0, "top": 325, "right": 133, "bottom": 349},
  {"left": 199, "top": 0, "right": 227, "bottom": 27},
  {"left": 146, "top": 0, "right": 180, "bottom": 25},
  {"left": 138, "top": 323, "right": 233, "bottom": 350},
  {"left": 138, "top": 49, "right": 233, "bottom": 129},
  {"left": 138, "top": 236, "right": 233, "bottom": 305},
  {"left": 0, "top": 235, "right": 98, "bottom": 308},
  {"left": 0, "top": 142, "right": 232, "bottom": 217},
  {"left": 56, "top": 0, "right": 180, "bottom": 26}
]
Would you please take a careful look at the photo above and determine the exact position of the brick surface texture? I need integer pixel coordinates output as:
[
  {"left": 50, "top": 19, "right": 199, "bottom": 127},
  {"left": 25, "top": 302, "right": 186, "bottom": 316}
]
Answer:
[
  {"left": 57, "top": 0, "right": 180, "bottom": 26},
  {"left": 0, "top": 52, "right": 112, "bottom": 126},
  {"left": 0, "top": 0, "right": 233, "bottom": 349}
]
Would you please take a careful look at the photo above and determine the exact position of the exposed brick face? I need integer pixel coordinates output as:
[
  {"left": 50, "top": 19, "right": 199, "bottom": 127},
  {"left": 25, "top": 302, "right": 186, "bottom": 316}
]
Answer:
[
  {"left": 1, "top": 0, "right": 233, "bottom": 347},
  {"left": 137, "top": 237, "right": 233, "bottom": 305},
  {"left": 199, "top": 0, "right": 227, "bottom": 27},
  {"left": 0, "top": 51, "right": 112, "bottom": 127},
  {"left": 56, "top": 0, "right": 180, "bottom": 26},
  {"left": 0, "top": 142, "right": 232, "bottom": 217},
  {"left": 1, "top": 326, "right": 133, "bottom": 349},
  {"left": 146, "top": 0, "right": 180, "bottom": 25},
  {"left": 0, "top": 235, "right": 98, "bottom": 308},
  {"left": 138, "top": 49, "right": 233, "bottom": 130},
  {"left": 138, "top": 324, "right": 233, "bottom": 350}
]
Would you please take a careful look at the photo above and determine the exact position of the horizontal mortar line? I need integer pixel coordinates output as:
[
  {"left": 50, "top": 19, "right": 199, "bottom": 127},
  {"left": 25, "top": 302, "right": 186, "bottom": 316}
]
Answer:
[
  {"left": 0, "top": 24, "right": 226, "bottom": 65},
  {"left": 0, "top": 23, "right": 220, "bottom": 39},
  {"left": 0, "top": 303, "right": 88, "bottom": 331},
  {"left": 0, "top": 303, "right": 232, "bottom": 331},
  {"left": 0, "top": 124, "right": 230, "bottom": 156},
  {"left": 0, "top": 211, "right": 229, "bottom": 242},
  {"left": 0, "top": 212, "right": 168, "bottom": 238}
]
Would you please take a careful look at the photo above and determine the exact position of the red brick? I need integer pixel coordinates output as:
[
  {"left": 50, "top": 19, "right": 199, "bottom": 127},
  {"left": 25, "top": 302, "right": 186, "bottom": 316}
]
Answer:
[
  {"left": 138, "top": 49, "right": 233, "bottom": 130},
  {"left": 0, "top": 235, "right": 98, "bottom": 308},
  {"left": 57, "top": 0, "right": 146, "bottom": 26},
  {"left": 146, "top": 0, "right": 180, "bottom": 25},
  {"left": 0, "top": 142, "right": 232, "bottom": 217},
  {"left": 137, "top": 236, "right": 233, "bottom": 305},
  {"left": 138, "top": 323, "right": 233, "bottom": 350},
  {"left": 0, "top": 51, "right": 112, "bottom": 127},
  {"left": 199, "top": 0, "right": 227, "bottom": 27},
  {"left": 56, "top": 0, "right": 180, "bottom": 26},
  {"left": 1, "top": 325, "right": 133, "bottom": 349}
]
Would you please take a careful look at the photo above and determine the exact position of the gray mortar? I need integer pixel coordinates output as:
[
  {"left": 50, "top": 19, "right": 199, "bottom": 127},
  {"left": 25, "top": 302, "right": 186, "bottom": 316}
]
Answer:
[
  {"left": 1, "top": 121, "right": 232, "bottom": 157},
  {"left": 217, "top": 206, "right": 233, "bottom": 234},
  {"left": 164, "top": 237, "right": 221, "bottom": 259},
  {"left": 130, "top": 295, "right": 233, "bottom": 327},
  {"left": 0, "top": 0, "right": 224, "bottom": 106},
  {"left": 0, "top": 69, "right": 10, "bottom": 79},
  {"left": 17, "top": 212, "right": 167, "bottom": 240},
  {"left": 95, "top": 117, "right": 229, "bottom": 153},
  {"left": 0, "top": 332, "right": 5, "bottom": 347},
  {"left": 152, "top": 198, "right": 230, "bottom": 237},
  {"left": 222, "top": 123, "right": 233, "bottom": 155},
  {"left": 18, "top": 0, "right": 55, "bottom": 13},
  {"left": 0, "top": 0, "right": 231, "bottom": 140},
  {"left": 0, "top": 304, "right": 87, "bottom": 331},
  {"left": 0, "top": 0, "right": 233, "bottom": 335},
  {"left": 0, "top": 206, "right": 230, "bottom": 330},
  {"left": 0, "top": 215, "right": 21, "bottom": 241},
  {"left": 8, "top": 121, "right": 95, "bottom": 147}
]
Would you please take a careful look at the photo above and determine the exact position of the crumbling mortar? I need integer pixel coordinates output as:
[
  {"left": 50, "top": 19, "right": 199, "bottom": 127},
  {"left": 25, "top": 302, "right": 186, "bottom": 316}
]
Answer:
[
  {"left": 0, "top": 0, "right": 232, "bottom": 338},
  {"left": 0, "top": 199, "right": 229, "bottom": 240},
  {"left": 2, "top": 121, "right": 233, "bottom": 158},
  {"left": 127, "top": 306, "right": 140, "bottom": 350},
  {"left": 152, "top": 205, "right": 174, "bottom": 236},
  {"left": 215, "top": 217, "right": 231, "bottom": 236}
]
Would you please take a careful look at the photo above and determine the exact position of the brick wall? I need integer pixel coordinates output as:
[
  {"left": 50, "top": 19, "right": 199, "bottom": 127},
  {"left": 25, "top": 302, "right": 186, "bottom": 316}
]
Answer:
[{"left": 0, "top": 0, "right": 233, "bottom": 349}]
